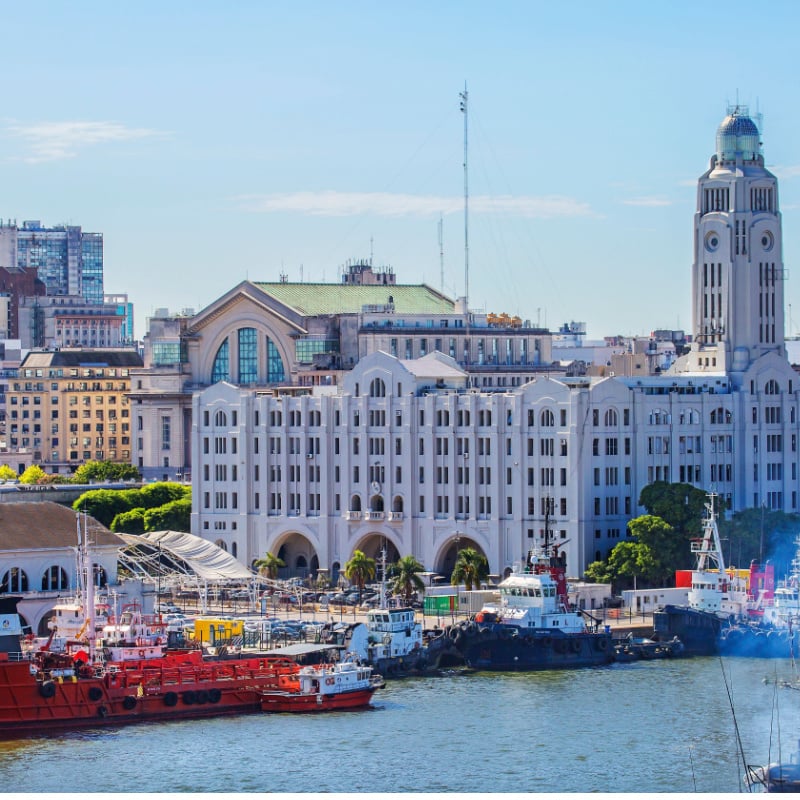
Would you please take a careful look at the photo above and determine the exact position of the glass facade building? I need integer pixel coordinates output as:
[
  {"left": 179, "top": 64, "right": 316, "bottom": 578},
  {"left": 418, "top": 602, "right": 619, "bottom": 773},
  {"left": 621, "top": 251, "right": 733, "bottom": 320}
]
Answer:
[{"left": 2, "top": 220, "right": 104, "bottom": 304}]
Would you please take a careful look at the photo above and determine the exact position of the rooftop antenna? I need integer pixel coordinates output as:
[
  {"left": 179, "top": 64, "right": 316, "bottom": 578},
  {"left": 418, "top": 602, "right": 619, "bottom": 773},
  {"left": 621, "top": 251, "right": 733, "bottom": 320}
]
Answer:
[
  {"left": 438, "top": 215, "right": 444, "bottom": 294},
  {"left": 370, "top": 236, "right": 374, "bottom": 267},
  {"left": 459, "top": 83, "right": 470, "bottom": 316}
]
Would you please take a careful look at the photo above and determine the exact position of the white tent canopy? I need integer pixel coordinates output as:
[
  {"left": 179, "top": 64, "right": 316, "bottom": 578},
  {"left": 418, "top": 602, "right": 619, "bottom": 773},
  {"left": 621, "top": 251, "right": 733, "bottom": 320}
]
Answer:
[{"left": 116, "top": 530, "right": 253, "bottom": 582}]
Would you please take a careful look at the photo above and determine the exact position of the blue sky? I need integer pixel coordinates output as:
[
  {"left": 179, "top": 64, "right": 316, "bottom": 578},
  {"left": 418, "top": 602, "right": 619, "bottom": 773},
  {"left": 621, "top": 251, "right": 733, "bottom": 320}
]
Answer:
[{"left": 2, "top": 1, "right": 800, "bottom": 340}]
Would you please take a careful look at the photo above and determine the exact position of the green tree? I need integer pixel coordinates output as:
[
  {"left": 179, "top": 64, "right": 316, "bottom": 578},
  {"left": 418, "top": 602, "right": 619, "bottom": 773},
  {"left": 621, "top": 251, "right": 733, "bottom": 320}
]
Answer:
[
  {"left": 19, "top": 465, "right": 47, "bottom": 484},
  {"left": 143, "top": 497, "right": 191, "bottom": 532},
  {"left": 720, "top": 506, "right": 800, "bottom": 575},
  {"left": 0, "top": 464, "right": 17, "bottom": 481},
  {"left": 388, "top": 555, "right": 426, "bottom": 605},
  {"left": 451, "top": 547, "right": 489, "bottom": 591},
  {"left": 639, "top": 481, "right": 707, "bottom": 538},
  {"left": 344, "top": 550, "right": 376, "bottom": 603},
  {"left": 72, "top": 460, "right": 140, "bottom": 484},
  {"left": 74, "top": 489, "right": 137, "bottom": 527},
  {"left": 110, "top": 507, "right": 147, "bottom": 534},
  {"left": 254, "top": 552, "right": 286, "bottom": 581}
]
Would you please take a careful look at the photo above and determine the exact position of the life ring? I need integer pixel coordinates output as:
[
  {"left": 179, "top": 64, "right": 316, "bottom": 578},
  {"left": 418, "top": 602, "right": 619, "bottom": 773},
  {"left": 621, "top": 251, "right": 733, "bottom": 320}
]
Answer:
[
  {"left": 138, "top": 650, "right": 146, "bottom": 659},
  {"left": 182, "top": 691, "right": 197, "bottom": 705},
  {"left": 88, "top": 686, "right": 103, "bottom": 702},
  {"left": 122, "top": 695, "right": 137, "bottom": 711},
  {"left": 208, "top": 689, "right": 222, "bottom": 704},
  {"left": 39, "top": 680, "right": 56, "bottom": 699},
  {"left": 326, "top": 677, "right": 335, "bottom": 686},
  {"left": 163, "top": 691, "right": 179, "bottom": 707}
]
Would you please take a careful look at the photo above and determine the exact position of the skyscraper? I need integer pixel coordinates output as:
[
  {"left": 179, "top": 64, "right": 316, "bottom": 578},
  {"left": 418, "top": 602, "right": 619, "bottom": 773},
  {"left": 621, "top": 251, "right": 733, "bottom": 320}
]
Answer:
[{"left": 0, "top": 220, "right": 104, "bottom": 304}]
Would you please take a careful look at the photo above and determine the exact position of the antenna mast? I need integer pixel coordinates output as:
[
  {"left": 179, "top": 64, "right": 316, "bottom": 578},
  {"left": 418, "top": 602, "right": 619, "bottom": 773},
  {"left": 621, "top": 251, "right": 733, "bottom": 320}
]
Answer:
[
  {"left": 438, "top": 215, "right": 444, "bottom": 294},
  {"left": 459, "top": 83, "right": 469, "bottom": 315}
]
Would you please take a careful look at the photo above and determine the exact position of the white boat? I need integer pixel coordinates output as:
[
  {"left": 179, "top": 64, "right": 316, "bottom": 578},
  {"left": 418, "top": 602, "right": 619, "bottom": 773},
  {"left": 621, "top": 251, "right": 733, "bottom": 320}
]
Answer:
[
  {"left": 687, "top": 493, "right": 750, "bottom": 617},
  {"left": 763, "top": 536, "right": 800, "bottom": 629}
]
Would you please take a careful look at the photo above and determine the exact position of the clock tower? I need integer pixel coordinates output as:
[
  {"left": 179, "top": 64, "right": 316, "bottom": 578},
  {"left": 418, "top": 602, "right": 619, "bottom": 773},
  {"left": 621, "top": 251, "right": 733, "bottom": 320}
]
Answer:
[{"left": 677, "top": 106, "right": 785, "bottom": 382}]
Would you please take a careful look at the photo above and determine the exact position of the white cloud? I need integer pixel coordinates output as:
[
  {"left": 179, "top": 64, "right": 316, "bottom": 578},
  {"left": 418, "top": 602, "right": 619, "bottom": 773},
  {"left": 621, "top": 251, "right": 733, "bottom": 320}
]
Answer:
[
  {"left": 770, "top": 164, "right": 800, "bottom": 179},
  {"left": 6, "top": 120, "right": 163, "bottom": 163},
  {"left": 234, "top": 190, "right": 595, "bottom": 219},
  {"left": 621, "top": 196, "right": 673, "bottom": 207}
]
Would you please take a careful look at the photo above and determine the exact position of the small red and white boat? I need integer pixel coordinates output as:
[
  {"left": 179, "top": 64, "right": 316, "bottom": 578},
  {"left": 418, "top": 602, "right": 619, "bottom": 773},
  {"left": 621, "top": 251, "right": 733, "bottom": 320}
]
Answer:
[{"left": 259, "top": 656, "right": 382, "bottom": 713}]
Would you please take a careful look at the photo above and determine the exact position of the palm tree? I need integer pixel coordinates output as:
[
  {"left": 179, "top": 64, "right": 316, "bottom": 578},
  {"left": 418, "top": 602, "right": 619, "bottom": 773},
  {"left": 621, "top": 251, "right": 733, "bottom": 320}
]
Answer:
[
  {"left": 388, "top": 555, "right": 426, "bottom": 606},
  {"left": 451, "top": 547, "right": 489, "bottom": 591},
  {"left": 254, "top": 552, "right": 285, "bottom": 587},
  {"left": 344, "top": 550, "right": 376, "bottom": 604}
]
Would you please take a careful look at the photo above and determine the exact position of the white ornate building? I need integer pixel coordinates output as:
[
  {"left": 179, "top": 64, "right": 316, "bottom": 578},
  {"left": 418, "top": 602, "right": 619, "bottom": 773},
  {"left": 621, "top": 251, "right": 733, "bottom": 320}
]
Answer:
[{"left": 189, "top": 106, "right": 800, "bottom": 580}]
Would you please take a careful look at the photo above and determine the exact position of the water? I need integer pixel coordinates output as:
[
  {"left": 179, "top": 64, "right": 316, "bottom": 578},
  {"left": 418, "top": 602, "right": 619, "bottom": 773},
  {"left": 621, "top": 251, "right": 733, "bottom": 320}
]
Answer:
[{"left": 2, "top": 657, "right": 800, "bottom": 794}]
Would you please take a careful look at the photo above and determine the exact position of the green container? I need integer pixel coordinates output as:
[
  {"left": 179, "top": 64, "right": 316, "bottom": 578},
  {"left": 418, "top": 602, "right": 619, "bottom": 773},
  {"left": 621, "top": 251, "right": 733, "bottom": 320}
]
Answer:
[{"left": 424, "top": 595, "right": 456, "bottom": 613}]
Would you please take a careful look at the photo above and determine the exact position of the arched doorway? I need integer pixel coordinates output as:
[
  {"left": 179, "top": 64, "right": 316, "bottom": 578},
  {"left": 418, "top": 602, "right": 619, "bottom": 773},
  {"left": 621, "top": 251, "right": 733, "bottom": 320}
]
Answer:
[{"left": 437, "top": 534, "right": 487, "bottom": 581}]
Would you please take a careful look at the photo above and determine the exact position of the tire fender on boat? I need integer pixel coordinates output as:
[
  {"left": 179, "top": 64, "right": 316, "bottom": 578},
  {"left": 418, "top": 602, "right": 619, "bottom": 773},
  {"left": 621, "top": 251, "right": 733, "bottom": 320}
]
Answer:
[
  {"left": 163, "top": 691, "right": 178, "bottom": 707},
  {"left": 597, "top": 637, "right": 609, "bottom": 651},
  {"left": 39, "top": 680, "right": 56, "bottom": 699},
  {"left": 208, "top": 689, "right": 222, "bottom": 704},
  {"left": 122, "top": 695, "right": 137, "bottom": 711},
  {"left": 88, "top": 686, "right": 103, "bottom": 702},
  {"left": 571, "top": 638, "right": 582, "bottom": 653},
  {"left": 182, "top": 691, "right": 197, "bottom": 705}
]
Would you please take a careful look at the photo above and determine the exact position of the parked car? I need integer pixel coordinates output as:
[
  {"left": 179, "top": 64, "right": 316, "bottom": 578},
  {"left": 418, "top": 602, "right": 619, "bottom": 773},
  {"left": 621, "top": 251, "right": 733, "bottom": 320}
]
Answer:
[{"left": 157, "top": 602, "right": 181, "bottom": 614}]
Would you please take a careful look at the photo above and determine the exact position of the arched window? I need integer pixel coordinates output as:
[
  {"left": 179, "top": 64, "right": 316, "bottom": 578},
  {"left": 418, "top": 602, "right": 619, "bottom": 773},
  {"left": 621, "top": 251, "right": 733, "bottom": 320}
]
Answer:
[
  {"left": 370, "top": 495, "right": 384, "bottom": 512},
  {"left": 765, "top": 379, "right": 780, "bottom": 395},
  {"left": 604, "top": 408, "right": 618, "bottom": 427},
  {"left": 215, "top": 539, "right": 228, "bottom": 552},
  {"left": 238, "top": 327, "right": 258, "bottom": 384},
  {"left": 41, "top": 565, "right": 68, "bottom": 591},
  {"left": 350, "top": 495, "right": 362, "bottom": 512},
  {"left": 392, "top": 496, "right": 404, "bottom": 513},
  {"left": 540, "top": 409, "right": 555, "bottom": 427},
  {"left": 1, "top": 567, "right": 28, "bottom": 593},
  {"left": 267, "top": 336, "right": 286, "bottom": 384},
  {"left": 680, "top": 409, "right": 700, "bottom": 425},
  {"left": 649, "top": 409, "right": 667, "bottom": 425},
  {"left": 231, "top": 542, "right": 238, "bottom": 558},
  {"left": 369, "top": 378, "right": 386, "bottom": 397},
  {"left": 211, "top": 339, "right": 230, "bottom": 383},
  {"left": 214, "top": 410, "right": 228, "bottom": 427}
]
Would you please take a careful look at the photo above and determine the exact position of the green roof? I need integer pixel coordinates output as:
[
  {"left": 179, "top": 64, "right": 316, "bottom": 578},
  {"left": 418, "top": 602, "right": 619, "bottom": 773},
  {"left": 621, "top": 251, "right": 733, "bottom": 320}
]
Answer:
[{"left": 253, "top": 282, "right": 454, "bottom": 316}]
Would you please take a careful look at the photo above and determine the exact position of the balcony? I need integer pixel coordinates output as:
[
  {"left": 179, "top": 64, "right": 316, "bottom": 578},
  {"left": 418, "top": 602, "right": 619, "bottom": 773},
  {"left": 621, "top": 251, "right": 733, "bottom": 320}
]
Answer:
[
  {"left": 364, "top": 511, "right": 385, "bottom": 521},
  {"left": 387, "top": 511, "right": 404, "bottom": 522},
  {"left": 344, "top": 510, "right": 362, "bottom": 521}
]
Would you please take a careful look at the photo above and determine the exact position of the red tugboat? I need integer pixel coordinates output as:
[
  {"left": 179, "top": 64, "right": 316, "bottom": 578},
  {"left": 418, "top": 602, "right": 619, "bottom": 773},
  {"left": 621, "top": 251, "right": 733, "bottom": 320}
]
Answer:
[
  {"left": 259, "top": 656, "right": 383, "bottom": 713},
  {"left": 0, "top": 514, "right": 311, "bottom": 736},
  {"left": 0, "top": 593, "right": 305, "bottom": 736}
]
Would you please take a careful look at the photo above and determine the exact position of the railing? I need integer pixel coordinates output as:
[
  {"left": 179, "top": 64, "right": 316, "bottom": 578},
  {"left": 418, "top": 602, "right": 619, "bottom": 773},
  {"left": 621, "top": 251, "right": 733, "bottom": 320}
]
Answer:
[
  {"left": 364, "top": 511, "right": 385, "bottom": 521},
  {"left": 344, "top": 510, "right": 362, "bottom": 521},
  {"left": 387, "top": 511, "right": 404, "bottom": 522}
]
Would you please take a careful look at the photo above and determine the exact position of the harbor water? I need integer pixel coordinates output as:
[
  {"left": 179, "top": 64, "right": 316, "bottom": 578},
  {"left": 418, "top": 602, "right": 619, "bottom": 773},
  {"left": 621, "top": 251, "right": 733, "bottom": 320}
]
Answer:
[{"left": 3, "top": 656, "right": 800, "bottom": 794}]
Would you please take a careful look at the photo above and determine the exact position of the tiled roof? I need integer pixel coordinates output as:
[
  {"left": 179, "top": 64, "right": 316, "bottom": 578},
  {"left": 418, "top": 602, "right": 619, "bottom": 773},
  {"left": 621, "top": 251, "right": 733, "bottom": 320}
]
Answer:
[
  {"left": 252, "top": 282, "right": 454, "bottom": 316},
  {"left": 0, "top": 502, "right": 124, "bottom": 550}
]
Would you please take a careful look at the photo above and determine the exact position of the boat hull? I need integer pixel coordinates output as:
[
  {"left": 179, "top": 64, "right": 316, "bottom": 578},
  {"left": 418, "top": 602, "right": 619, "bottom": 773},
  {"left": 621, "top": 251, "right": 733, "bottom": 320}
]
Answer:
[
  {"left": 653, "top": 605, "right": 799, "bottom": 658},
  {"left": 451, "top": 624, "right": 615, "bottom": 671},
  {"left": 260, "top": 687, "right": 375, "bottom": 713},
  {"left": 0, "top": 652, "right": 301, "bottom": 737}
]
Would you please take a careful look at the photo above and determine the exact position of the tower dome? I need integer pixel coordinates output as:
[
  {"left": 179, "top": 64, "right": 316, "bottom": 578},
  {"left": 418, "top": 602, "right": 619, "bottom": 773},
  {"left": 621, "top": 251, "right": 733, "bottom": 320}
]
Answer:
[{"left": 716, "top": 106, "right": 761, "bottom": 162}]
